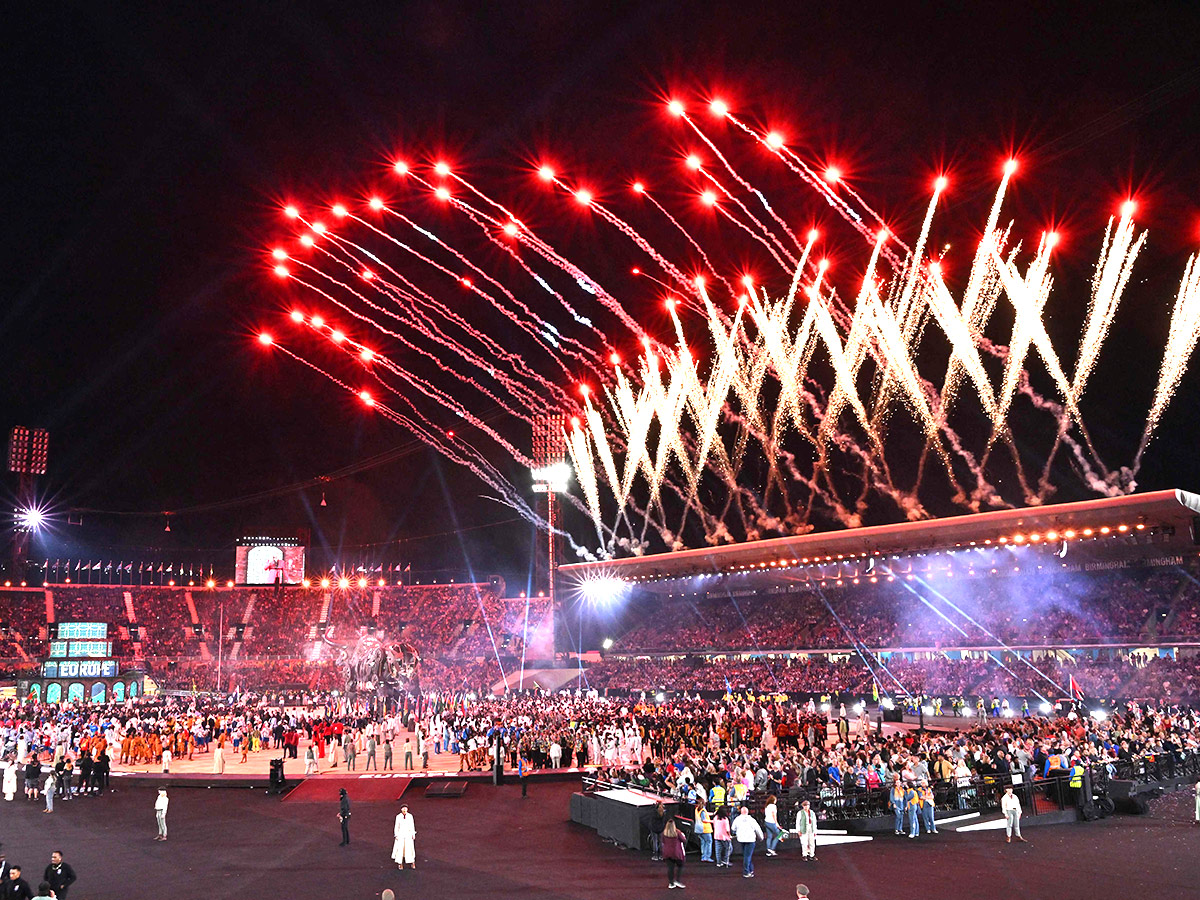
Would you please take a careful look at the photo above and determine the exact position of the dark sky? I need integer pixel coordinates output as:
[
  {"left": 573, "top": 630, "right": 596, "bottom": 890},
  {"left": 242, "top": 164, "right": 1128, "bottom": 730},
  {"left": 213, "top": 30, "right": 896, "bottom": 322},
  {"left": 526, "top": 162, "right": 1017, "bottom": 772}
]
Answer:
[{"left": 5, "top": 1, "right": 1200, "bottom": 585}]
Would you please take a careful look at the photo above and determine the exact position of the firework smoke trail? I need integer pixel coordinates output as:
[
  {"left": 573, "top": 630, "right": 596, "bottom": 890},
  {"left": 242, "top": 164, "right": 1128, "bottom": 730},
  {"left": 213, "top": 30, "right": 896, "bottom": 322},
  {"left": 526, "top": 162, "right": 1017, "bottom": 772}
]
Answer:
[
  {"left": 1139, "top": 252, "right": 1200, "bottom": 458},
  {"left": 638, "top": 187, "right": 734, "bottom": 294},
  {"left": 288, "top": 256, "right": 544, "bottom": 420},
  {"left": 703, "top": 181, "right": 797, "bottom": 273},
  {"left": 681, "top": 108, "right": 804, "bottom": 252},
  {"left": 269, "top": 93, "right": 1200, "bottom": 560},
  {"left": 267, "top": 340, "right": 551, "bottom": 530},
  {"left": 415, "top": 168, "right": 649, "bottom": 342},
  {"left": 721, "top": 111, "right": 903, "bottom": 264},
  {"left": 691, "top": 160, "right": 798, "bottom": 268},
  {"left": 405, "top": 169, "right": 621, "bottom": 356},
  {"left": 352, "top": 206, "right": 604, "bottom": 377},
  {"left": 543, "top": 172, "right": 698, "bottom": 298},
  {"left": 312, "top": 235, "right": 560, "bottom": 411},
  {"left": 297, "top": 212, "right": 558, "bottom": 396}
]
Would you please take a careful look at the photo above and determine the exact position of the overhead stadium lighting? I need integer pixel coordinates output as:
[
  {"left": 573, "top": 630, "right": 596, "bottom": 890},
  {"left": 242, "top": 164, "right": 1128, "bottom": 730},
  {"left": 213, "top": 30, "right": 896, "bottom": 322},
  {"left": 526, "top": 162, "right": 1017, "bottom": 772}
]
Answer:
[{"left": 580, "top": 576, "right": 629, "bottom": 606}]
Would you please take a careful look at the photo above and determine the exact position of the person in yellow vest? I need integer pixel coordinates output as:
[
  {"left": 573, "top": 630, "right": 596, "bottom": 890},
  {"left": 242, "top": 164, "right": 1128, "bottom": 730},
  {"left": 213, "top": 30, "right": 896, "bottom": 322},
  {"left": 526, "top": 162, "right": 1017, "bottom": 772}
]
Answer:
[
  {"left": 890, "top": 776, "right": 907, "bottom": 835},
  {"left": 920, "top": 782, "right": 937, "bottom": 834},
  {"left": 709, "top": 780, "right": 726, "bottom": 809},
  {"left": 695, "top": 800, "right": 714, "bottom": 862},
  {"left": 1068, "top": 762, "right": 1085, "bottom": 806},
  {"left": 905, "top": 783, "right": 921, "bottom": 838}
]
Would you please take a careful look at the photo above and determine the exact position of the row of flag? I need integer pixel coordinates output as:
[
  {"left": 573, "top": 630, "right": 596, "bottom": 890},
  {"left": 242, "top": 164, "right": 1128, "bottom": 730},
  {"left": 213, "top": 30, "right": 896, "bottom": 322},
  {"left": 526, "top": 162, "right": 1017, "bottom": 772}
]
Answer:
[{"left": 40, "top": 560, "right": 215, "bottom": 575}]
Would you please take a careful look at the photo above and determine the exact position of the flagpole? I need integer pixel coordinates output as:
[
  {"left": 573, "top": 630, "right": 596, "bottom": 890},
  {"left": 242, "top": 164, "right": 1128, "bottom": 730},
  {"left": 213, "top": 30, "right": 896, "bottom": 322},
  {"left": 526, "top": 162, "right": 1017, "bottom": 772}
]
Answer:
[{"left": 217, "top": 595, "right": 224, "bottom": 695}]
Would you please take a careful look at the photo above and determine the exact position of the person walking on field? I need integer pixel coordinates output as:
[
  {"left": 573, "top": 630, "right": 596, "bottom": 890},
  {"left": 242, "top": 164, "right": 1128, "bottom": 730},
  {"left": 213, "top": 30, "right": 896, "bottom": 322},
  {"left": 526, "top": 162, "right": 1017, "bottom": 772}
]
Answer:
[
  {"left": 391, "top": 805, "right": 416, "bottom": 869},
  {"left": 43, "top": 852, "right": 76, "bottom": 899},
  {"left": 662, "top": 819, "right": 686, "bottom": 889},
  {"left": 42, "top": 771, "right": 55, "bottom": 814},
  {"left": 154, "top": 789, "right": 169, "bottom": 840},
  {"left": 731, "top": 805, "right": 764, "bottom": 878}
]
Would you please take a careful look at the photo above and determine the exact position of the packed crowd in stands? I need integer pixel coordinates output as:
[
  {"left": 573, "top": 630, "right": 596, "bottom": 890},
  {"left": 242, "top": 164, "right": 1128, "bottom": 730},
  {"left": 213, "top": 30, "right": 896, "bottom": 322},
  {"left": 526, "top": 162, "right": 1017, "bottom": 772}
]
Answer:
[
  {"left": 609, "top": 566, "right": 1193, "bottom": 653},
  {"left": 0, "top": 580, "right": 549, "bottom": 672},
  {"left": 574, "top": 652, "right": 1200, "bottom": 704}
]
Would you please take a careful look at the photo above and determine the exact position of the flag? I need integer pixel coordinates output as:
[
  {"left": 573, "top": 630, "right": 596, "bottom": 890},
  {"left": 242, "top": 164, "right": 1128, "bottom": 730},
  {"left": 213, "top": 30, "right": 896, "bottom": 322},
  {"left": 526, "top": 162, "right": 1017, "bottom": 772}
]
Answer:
[
  {"left": 75, "top": 561, "right": 81, "bottom": 571},
  {"left": 125, "top": 562, "right": 133, "bottom": 572},
  {"left": 92, "top": 561, "right": 101, "bottom": 570},
  {"left": 1069, "top": 674, "right": 1084, "bottom": 701},
  {"left": 157, "top": 564, "right": 163, "bottom": 573}
]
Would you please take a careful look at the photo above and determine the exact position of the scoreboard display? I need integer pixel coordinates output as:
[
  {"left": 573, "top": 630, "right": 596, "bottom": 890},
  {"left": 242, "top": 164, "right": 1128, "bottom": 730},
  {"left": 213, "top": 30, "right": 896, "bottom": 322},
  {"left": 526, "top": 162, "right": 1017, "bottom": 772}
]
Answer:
[
  {"left": 49, "top": 640, "right": 113, "bottom": 658},
  {"left": 57, "top": 622, "right": 108, "bottom": 640}
]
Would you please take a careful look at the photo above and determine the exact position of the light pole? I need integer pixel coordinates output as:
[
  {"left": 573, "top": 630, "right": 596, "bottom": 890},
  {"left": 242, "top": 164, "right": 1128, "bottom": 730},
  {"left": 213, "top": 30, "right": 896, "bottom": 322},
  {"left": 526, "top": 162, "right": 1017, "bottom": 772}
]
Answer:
[
  {"left": 216, "top": 595, "right": 225, "bottom": 694},
  {"left": 531, "top": 413, "right": 567, "bottom": 662},
  {"left": 7, "top": 427, "right": 49, "bottom": 579}
]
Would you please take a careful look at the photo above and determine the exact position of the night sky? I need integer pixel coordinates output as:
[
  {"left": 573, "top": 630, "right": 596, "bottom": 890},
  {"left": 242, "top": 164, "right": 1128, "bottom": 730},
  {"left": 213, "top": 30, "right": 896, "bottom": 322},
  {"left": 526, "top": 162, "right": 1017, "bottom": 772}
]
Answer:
[{"left": 5, "top": 2, "right": 1199, "bottom": 586}]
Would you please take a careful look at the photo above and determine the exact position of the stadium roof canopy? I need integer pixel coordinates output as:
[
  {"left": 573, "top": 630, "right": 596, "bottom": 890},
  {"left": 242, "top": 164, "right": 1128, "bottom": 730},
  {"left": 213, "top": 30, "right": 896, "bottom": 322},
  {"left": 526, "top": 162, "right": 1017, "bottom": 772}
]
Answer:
[{"left": 558, "top": 489, "right": 1200, "bottom": 596}]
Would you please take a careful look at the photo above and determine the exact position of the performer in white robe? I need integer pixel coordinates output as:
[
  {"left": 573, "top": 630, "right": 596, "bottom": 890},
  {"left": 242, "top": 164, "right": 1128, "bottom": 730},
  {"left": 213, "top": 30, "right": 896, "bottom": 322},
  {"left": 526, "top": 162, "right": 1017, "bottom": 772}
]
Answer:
[
  {"left": 3, "top": 760, "right": 17, "bottom": 801},
  {"left": 392, "top": 805, "right": 417, "bottom": 868}
]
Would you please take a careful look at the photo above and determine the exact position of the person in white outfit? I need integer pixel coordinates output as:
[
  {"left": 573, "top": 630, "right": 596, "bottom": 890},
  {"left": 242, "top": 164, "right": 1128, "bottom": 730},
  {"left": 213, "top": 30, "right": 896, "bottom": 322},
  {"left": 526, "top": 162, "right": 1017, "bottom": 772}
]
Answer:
[
  {"left": 155, "top": 789, "right": 169, "bottom": 840},
  {"left": 731, "top": 805, "right": 764, "bottom": 878},
  {"left": 1000, "top": 786, "right": 1026, "bottom": 843},
  {"left": 2, "top": 758, "right": 17, "bottom": 801},
  {"left": 392, "top": 805, "right": 416, "bottom": 869},
  {"left": 212, "top": 744, "right": 225, "bottom": 774},
  {"left": 796, "top": 799, "right": 818, "bottom": 860},
  {"left": 162, "top": 748, "right": 171, "bottom": 774},
  {"left": 305, "top": 744, "right": 319, "bottom": 775}
]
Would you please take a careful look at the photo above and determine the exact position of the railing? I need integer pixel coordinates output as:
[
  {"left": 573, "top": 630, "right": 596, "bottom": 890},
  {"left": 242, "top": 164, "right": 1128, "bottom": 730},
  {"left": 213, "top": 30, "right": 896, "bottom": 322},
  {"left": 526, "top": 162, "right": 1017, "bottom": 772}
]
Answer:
[
  {"left": 1109, "top": 747, "right": 1200, "bottom": 785},
  {"left": 584, "top": 768, "right": 1082, "bottom": 829}
]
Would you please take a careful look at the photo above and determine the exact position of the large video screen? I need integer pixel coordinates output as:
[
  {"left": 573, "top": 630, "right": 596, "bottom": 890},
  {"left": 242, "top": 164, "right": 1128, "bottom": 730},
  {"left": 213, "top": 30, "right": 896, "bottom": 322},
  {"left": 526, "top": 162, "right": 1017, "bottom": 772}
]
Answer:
[{"left": 235, "top": 544, "right": 305, "bottom": 585}]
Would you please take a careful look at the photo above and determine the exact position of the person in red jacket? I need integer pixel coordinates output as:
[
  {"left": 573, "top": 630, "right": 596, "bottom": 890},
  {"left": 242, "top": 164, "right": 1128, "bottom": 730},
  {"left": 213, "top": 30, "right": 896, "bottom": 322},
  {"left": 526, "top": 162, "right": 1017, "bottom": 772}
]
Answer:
[{"left": 662, "top": 819, "right": 686, "bottom": 889}]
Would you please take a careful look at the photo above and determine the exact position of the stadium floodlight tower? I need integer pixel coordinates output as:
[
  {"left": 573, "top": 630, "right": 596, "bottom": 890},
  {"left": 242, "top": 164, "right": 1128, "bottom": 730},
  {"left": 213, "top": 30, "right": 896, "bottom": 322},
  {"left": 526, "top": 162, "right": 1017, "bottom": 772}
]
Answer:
[
  {"left": 7, "top": 427, "right": 49, "bottom": 578},
  {"left": 531, "top": 414, "right": 568, "bottom": 612}
]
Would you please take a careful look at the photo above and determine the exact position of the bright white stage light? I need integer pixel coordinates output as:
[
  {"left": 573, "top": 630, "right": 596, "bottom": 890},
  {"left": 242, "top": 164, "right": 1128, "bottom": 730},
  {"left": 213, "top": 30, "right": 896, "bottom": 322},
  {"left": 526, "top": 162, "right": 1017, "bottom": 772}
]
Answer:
[
  {"left": 16, "top": 506, "right": 46, "bottom": 532},
  {"left": 580, "top": 576, "right": 629, "bottom": 606}
]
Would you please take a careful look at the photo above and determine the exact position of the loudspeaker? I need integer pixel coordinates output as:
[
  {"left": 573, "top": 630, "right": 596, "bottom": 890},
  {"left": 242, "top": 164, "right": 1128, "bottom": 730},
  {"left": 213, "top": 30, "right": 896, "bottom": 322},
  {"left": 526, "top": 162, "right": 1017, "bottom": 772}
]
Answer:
[
  {"left": 1114, "top": 794, "right": 1150, "bottom": 815},
  {"left": 268, "top": 758, "right": 287, "bottom": 794}
]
